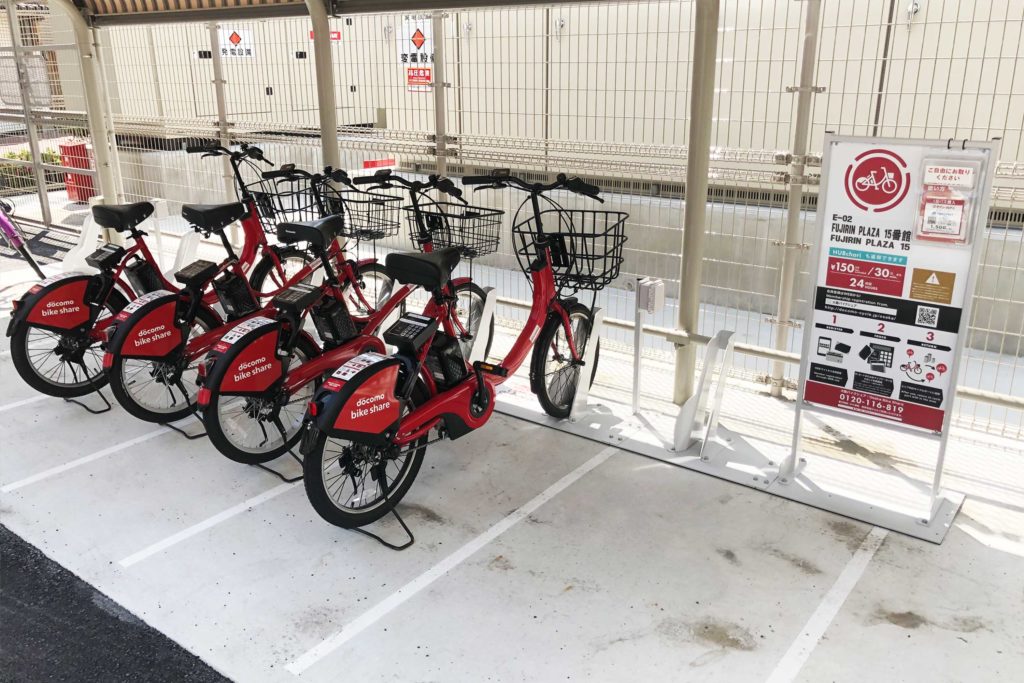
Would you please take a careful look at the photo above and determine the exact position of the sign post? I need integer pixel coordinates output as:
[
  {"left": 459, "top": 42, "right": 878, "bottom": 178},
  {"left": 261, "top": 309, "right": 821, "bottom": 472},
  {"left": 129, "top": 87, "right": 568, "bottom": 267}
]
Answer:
[{"left": 784, "top": 135, "right": 998, "bottom": 539}]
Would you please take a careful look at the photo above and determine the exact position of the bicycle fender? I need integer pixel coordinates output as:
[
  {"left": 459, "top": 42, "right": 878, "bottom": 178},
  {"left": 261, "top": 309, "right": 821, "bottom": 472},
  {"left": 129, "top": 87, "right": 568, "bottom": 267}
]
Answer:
[
  {"left": 355, "top": 257, "right": 379, "bottom": 268},
  {"left": 310, "top": 352, "right": 403, "bottom": 447},
  {"left": 104, "top": 290, "right": 181, "bottom": 362},
  {"left": 200, "top": 316, "right": 283, "bottom": 404},
  {"left": 8, "top": 272, "right": 95, "bottom": 336}
]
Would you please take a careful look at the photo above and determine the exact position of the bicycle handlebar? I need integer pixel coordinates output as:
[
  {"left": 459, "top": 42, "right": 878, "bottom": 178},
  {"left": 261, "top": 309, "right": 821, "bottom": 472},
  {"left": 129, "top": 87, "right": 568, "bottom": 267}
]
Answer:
[
  {"left": 462, "top": 170, "right": 603, "bottom": 202},
  {"left": 185, "top": 142, "right": 273, "bottom": 166},
  {"left": 352, "top": 170, "right": 465, "bottom": 201}
]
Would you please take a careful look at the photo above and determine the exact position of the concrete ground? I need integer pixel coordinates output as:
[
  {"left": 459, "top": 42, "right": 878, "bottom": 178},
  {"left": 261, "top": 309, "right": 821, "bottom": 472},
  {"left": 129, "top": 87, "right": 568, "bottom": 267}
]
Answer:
[{"left": 1, "top": 261, "right": 1022, "bottom": 682}]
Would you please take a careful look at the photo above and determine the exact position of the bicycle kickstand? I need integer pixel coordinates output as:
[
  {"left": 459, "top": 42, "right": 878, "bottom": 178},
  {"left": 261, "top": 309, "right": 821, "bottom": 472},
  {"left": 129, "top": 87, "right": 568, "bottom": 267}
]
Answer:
[
  {"left": 250, "top": 418, "right": 305, "bottom": 484},
  {"left": 62, "top": 361, "right": 113, "bottom": 415},
  {"left": 159, "top": 381, "right": 208, "bottom": 439}
]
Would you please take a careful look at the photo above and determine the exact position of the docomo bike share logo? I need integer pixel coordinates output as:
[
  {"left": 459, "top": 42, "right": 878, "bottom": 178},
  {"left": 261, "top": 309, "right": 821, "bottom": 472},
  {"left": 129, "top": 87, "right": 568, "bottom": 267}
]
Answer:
[{"left": 844, "top": 148, "right": 911, "bottom": 212}]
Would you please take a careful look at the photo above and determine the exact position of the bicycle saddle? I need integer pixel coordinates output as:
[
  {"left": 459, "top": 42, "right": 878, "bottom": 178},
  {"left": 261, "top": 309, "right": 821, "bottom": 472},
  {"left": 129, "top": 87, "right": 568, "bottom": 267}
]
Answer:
[
  {"left": 91, "top": 202, "right": 154, "bottom": 233},
  {"left": 385, "top": 247, "right": 461, "bottom": 291},
  {"left": 181, "top": 202, "right": 248, "bottom": 234},
  {"left": 277, "top": 214, "right": 344, "bottom": 250}
]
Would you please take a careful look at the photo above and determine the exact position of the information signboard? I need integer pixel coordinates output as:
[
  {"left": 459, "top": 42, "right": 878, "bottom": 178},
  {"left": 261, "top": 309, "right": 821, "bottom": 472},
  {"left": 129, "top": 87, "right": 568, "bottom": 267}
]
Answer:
[{"left": 797, "top": 137, "right": 995, "bottom": 435}]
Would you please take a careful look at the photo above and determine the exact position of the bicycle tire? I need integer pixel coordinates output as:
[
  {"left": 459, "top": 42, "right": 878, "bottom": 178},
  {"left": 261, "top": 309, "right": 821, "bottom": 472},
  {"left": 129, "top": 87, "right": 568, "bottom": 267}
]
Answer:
[
  {"left": 10, "top": 289, "right": 129, "bottom": 399},
  {"left": 530, "top": 302, "right": 600, "bottom": 419},
  {"left": 204, "top": 333, "right": 321, "bottom": 465},
  {"left": 107, "top": 306, "right": 221, "bottom": 423},
  {"left": 453, "top": 281, "right": 494, "bottom": 361},
  {"left": 303, "top": 380, "right": 430, "bottom": 529}
]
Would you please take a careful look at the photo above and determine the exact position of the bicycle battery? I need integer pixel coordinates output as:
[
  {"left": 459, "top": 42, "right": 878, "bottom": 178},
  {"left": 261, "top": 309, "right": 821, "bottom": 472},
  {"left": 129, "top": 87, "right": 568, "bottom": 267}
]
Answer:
[
  {"left": 311, "top": 296, "right": 357, "bottom": 347},
  {"left": 425, "top": 332, "right": 467, "bottom": 389},
  {"left": 125, "top": 258, "right": 165, "bottom": 294},
  {"left": 308, "top": 352, "right": 403, "bottom": 447},
  {"left": 271, "top": 282, "right": 322, "bottom": 316},
  {"left": 213, "top": 271, "right": 259, "bottom": 320},
  {"left": 85, "top": 244, "right": 126, "bottom": 272}
]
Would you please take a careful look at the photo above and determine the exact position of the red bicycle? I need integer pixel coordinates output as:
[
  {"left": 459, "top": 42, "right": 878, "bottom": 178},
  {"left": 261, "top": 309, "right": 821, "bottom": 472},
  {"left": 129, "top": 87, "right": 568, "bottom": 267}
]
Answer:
[
  {"left": 197, "top": 173, "right": 498, "bottom": 464},
  {"left": 100, "top": 165, "right": 396, "bottom": 425},
  {"left": 300, "top": 171, "right": 627, "bottom": 528},
  {"left": 5, "top": 143, "right": 307, "bottom": 400}
]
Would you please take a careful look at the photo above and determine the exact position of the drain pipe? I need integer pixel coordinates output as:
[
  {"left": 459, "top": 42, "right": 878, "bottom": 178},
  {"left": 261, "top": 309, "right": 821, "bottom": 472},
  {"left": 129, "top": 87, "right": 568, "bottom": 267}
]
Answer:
[
  {"left": 769, "top": 0, "right": 822, "bottom": 396},
  {"left": 307, "top": 0, "right": 341, "bottom": 170},
  {"left": 49, "top": 0, "right": 117, "bottom": 203},
  {"left": 674, "top": 0, "right": 721, "bottom": 404}
]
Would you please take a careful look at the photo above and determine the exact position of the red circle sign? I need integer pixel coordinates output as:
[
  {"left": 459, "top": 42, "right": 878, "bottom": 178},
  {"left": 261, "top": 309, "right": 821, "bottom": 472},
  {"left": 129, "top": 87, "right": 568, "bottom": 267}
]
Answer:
[{"left": 844, "top": 149, "right": 910, "bottom": 212}]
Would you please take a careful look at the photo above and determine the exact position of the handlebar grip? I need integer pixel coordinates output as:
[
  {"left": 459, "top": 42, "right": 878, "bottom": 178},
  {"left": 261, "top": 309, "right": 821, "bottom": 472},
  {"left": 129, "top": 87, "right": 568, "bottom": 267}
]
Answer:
[
  {"left": 352, "top": 175, "right": 377, "bottom": 185},
  {"left": 566, "top": 177, "right": 601, "bottom": 197},
  {"left": 330, "top": 169, "right": 350, "bottom": 183},
  {"left": 261, "top": 170, "right": 292, "bottom": 180},
  {"left": 461, "top": 176, "right": 494, "bottom": 186},
  {"left": 186, "top": 144, "right": 215, "bottom": 154}
]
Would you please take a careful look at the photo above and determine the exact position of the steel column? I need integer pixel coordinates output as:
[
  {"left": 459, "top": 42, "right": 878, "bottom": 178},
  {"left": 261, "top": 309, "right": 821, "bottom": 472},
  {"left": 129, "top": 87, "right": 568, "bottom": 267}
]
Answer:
[
  {"left": 673, "top": 0, "right": 721, "bottom": 404},
  {"left": 7, "top": 3, "right": 52, "bottom": 225},
  {"left": 769, "top": 0, "right": 822, "bottom": 396},
  {"left": 48, "top": 0, "right": 118, "bottom": 205},
  {"left": 307, "top": 0, "right": 341, "bottom": 171},
  {"left": 431, "top": 11, "right": 448, "bottom": 175}
]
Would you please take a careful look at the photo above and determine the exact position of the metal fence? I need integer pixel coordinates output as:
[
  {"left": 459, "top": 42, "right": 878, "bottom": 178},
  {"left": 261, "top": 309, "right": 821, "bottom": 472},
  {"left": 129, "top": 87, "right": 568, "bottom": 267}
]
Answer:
[{"left": 10, "top": 0, "right": 1024, "bottom": 438}]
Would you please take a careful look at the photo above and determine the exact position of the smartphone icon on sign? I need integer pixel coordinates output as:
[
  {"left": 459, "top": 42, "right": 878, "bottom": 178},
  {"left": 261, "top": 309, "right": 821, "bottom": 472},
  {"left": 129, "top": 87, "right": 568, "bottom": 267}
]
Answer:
[{"left": 817, "top": 337, "right": 832, "bottom": 356}]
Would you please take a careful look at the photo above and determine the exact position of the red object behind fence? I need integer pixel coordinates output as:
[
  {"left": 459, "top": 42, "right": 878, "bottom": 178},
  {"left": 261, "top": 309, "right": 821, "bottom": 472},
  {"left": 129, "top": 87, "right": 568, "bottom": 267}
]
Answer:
[{"left": 59, "top": 142, "right": 96, "bottom": 203}]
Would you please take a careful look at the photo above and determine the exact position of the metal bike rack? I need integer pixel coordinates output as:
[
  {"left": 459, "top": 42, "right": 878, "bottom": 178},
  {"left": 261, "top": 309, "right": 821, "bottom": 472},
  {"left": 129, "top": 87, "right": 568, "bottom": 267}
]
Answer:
[
  {"left": 467, "top": 286, "right": 497, "bottom": 365},
  {"left": 569, "top": 307, "right": 605, "bottom": 422},
  {"left": 673, "top": 329, "right": 735, "bottom": 454}
]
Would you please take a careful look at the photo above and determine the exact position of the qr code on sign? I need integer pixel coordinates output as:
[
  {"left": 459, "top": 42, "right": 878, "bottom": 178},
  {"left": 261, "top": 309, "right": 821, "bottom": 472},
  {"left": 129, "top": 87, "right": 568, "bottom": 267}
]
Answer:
[{"left": 916, "top": 305, "right": 939, "bottom": 328}]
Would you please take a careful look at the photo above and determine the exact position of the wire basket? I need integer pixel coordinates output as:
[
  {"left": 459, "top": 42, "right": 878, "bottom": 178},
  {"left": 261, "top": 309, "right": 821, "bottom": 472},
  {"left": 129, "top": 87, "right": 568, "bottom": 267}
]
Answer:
[
  {"left": 244, "top": 177, "right": 324, "bottom": 231},
  {"left": 512, "top": 209, "right": 628, "bottom": 292},
  {"left": 404, "top": 203, "right": 504, "bottom": 259},
  {"left": 318, "top": 182, "right": 403, "bottom": 241}
]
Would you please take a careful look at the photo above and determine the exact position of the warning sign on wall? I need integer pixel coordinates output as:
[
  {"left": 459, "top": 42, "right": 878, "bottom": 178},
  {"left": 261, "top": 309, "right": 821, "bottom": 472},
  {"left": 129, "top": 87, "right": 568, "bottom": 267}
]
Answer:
[
  {"left": 798, "top": 136, "right": 995, "bottom": 434},
  {"left": 397, "top": 14, "right": 433, "bottom": 66},
  {"left": 218, "top": 29, "right": 254, "bottom": 58}
]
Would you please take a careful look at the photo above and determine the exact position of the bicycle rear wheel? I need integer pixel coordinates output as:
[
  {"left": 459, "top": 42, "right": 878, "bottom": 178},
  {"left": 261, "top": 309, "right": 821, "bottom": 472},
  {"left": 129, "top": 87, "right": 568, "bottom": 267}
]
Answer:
[
  {"left": 203, "top": 334, "right": 320, "bottom": 464},
  {"left": 10, "top": 290, "right": 128, "bottom": 398},
  {"left": 107, "top": 307, "right": 220, "bottom": 423},
  {"left": 342, "top": 261, "right": 394, "bottom": 317},
  {"left": 530, "top": 302, "right": 600, "bottom": 419},
  {"left": 303, "top": 380, "right": 430, "bottom": 529}
]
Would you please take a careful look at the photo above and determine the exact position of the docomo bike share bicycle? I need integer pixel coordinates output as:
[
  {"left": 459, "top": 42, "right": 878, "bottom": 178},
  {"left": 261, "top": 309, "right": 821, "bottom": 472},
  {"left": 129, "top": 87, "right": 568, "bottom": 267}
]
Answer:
[
  {"left": 300, "top": 171, "right": 626, "bottom": 529},
  {"left": 101, "top": 163, "right": 395, "bottom": 425},
  {"left": 5, "top": 143, "right": 302, "bottom": 401},
  {"left": 198, "top": 173, "right": 496, "bottom": 465},
  {"left": 0, "top": 198, "right": 45, "bottom": 279}
]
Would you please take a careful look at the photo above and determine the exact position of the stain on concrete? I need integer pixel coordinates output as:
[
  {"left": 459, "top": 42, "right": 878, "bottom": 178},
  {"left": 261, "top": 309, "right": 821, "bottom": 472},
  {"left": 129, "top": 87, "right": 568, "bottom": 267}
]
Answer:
[
  {"left": 684, "top": 619, "right": 757, "bottom": 651},
  {"left": 828, "top": 519, "right": 868, "bottom": 551},
  {"left": 765, "top": 548, "right": 822, "bottom": 575},
  {"left": 876, "top": 609, "right": 928, "bottom": 629},
  {"left": 950, "top": 616, "right": 988, "bottom": 633},
  {"left": 488, "top": 555, "right": 513, "bottom": 571},
  {"left": 716, "top": 548, "right": 740, "bottom": 566},
  {"left": 401, "top": 504, "right": 446, "bottom": 525}
]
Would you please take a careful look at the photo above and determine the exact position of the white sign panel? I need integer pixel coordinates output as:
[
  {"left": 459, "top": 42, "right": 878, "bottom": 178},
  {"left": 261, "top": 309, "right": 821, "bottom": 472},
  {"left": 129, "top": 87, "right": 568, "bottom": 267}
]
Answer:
[
  {"left": 219, "top": 29, "right": 255, "bottom": 58},
  {"left": 397, "top": 14, "right": 433, "bottom": 91},
  {"left": 799, "top": 138, "right": 992, "bottom": 434}
]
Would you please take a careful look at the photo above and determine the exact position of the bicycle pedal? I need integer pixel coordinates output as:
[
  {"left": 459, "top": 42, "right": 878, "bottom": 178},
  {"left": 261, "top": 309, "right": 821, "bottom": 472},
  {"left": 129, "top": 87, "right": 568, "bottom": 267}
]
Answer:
[{"left": 473, "top": 361, "right": 508, "bottom": 377}]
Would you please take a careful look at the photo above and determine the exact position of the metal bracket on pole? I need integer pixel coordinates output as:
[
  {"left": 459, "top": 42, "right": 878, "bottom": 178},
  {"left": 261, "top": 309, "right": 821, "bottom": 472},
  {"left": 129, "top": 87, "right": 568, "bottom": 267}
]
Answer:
[
  {"left": 785, "top": 85, "right": 826, "bottom": 93},
  {"left": 672, "top": 330, "right": 735, "bottom": 454},
  {"left": 467, "top": 286, "right": 497, "bottom": 365},
  {"left": 569, "top": 307, "right": 605, "bottom": 422}
]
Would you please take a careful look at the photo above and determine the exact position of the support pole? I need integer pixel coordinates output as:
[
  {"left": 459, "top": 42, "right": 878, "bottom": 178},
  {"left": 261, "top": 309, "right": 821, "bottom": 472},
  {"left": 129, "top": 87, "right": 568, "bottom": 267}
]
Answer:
[
  {"left": 673, "top": 0, "right": 721, "bottom": 404},
  {"left": 769, "top": 0, "right": 822, "bottom": 397},
  {"left": 307, "top": 0, "right": 341, "bottom": 171},
  {"left": 431, "top": 11, "right": 448, "bottom": 175},
  {"left": 208, "top": 23, "right": 234, "bottom": 204},
  {"left": 48, "top": 0, "right": 117, "bottom": 204}
]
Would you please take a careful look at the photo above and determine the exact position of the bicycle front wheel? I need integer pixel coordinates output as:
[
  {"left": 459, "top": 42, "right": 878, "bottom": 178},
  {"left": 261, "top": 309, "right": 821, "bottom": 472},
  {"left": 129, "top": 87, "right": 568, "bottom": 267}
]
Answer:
[{"left": 530, "top": 302, "right": 600, "bottom": 419}]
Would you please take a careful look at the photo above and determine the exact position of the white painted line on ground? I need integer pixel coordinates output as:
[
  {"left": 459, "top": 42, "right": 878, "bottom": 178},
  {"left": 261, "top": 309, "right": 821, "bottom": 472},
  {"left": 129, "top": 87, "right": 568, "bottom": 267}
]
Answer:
[
  {"left": 764, "top": 526, "right": 888, "bottom": 683},
  {"left": 0, "top": 394, "right": 47, "bottom": 413},
  {"left": 119, "top": 482, "right": 300, "bottom": 568},
  {"left": 286, "top": 445, "right": 618, "bottom": 676},
  {"left": 1, "top": 427, "right": 172, "bottom": 493}
]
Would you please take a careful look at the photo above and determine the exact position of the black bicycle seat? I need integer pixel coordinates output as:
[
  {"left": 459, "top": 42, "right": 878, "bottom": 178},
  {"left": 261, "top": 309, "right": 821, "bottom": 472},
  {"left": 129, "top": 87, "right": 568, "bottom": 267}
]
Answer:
[
  {"left": 276, "top": 214, "right": 344, "bottom": 249},
  {"left": 92, "top": 202, "right": 154, "bottom": 233},
  {"left": 181, "top": 202, "right": 248, "bottom": 234},
  {"left": 385, "top": 248, "right": 461, "bottom": 291}
]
